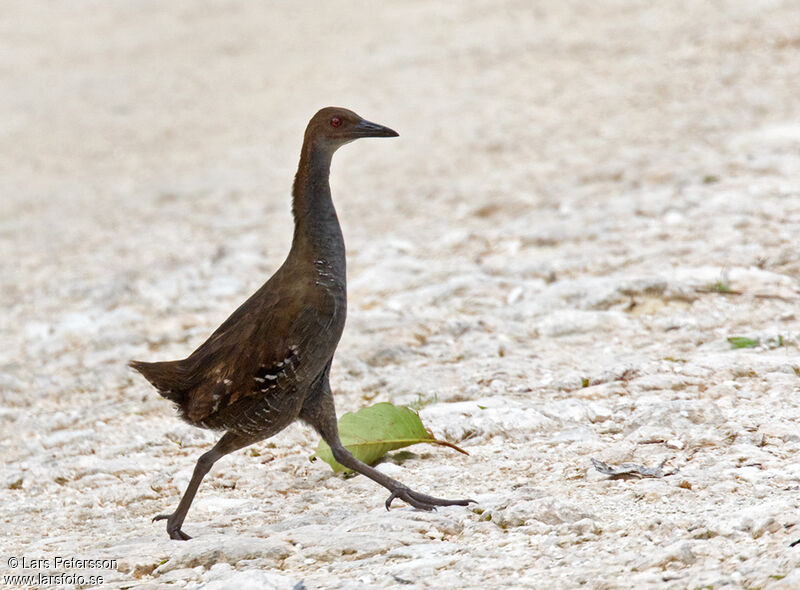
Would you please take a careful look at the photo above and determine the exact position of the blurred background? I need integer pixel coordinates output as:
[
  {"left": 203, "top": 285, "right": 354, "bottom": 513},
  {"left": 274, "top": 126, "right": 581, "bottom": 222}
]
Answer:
[{"left": 2, "top": 1, "right": 800, "bottom": 588}]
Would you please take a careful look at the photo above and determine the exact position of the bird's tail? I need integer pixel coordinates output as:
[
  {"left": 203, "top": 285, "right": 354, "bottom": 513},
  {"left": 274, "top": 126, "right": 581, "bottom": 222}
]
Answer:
[{"left": 129, "top": 359, "right": 188, "bottom": 404}]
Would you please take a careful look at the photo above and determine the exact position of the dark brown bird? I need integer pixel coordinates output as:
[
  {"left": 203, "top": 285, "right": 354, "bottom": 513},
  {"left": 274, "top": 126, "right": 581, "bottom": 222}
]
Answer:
[{"left": 131, "top": 107, "right": 473, "bottom": 540}]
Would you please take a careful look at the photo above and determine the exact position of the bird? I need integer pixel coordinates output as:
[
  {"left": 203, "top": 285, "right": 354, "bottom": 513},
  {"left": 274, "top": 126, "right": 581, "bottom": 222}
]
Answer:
[{"left": 130, "top": 107, "right": 473, "bottom": 540}]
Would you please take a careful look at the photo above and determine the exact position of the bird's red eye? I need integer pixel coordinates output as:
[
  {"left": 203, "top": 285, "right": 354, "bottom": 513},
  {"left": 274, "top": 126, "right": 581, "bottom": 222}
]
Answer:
[{"left": 330, "top": 117, "right": 342, "bottom": 128}]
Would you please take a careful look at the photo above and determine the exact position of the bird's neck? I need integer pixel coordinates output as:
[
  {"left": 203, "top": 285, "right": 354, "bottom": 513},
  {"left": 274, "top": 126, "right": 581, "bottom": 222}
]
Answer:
[{"left": 289, "top": 141, "right": 346, "bottom": 271}]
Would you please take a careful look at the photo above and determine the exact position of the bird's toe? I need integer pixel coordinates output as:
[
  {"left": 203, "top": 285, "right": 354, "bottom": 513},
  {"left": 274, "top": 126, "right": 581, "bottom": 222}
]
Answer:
[
  {"left": 153, "top": 512, "right": 191, "bottom": 540},
  {"left": 386, "top": 487, "right": 472, "bottom": 511}
]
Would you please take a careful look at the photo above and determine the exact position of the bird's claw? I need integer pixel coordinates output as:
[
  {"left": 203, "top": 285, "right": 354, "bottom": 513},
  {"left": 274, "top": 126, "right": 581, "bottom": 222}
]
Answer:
[
  {"left": 153, "top": 513, "right": 191, "bottom": 540},
  {"left": 385, "top": 486, "right": 475, "bottom": 511}
]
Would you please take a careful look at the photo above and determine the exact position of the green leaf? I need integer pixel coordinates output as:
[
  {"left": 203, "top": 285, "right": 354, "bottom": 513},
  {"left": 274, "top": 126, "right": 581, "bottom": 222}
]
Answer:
[
  {"left": 727, "top": 336, "right": 759, "bottom": 349},
  {"left": 712, "top": 281, "right": 733, "bottom": 293},
  {"left": 310, "top": 402, "right": 467, "bottom": 473}
]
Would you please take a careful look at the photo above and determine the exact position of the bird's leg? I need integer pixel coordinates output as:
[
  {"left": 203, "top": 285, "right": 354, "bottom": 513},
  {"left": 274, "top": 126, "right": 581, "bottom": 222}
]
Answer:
[
  {"left": 154, "top": 431, "right": 250, "bottom": 540},
  {"left": 300, "top": 374, "right": 474, "bottom": 511}
]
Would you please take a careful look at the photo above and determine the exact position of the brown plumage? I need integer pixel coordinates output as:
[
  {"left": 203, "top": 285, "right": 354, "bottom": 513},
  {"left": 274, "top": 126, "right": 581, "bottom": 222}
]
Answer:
[
  {"left": 131, "top": 269, "right": 326, "bottom": 429},
  {"left": 131, "top": 107, "right": 472, "bottom": 540}
]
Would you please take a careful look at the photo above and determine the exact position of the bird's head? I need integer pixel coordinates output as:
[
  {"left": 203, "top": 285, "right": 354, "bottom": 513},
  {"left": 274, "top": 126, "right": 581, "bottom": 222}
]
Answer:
[{"left": 304, "top": 107, "right": 398, "bottom": 152}]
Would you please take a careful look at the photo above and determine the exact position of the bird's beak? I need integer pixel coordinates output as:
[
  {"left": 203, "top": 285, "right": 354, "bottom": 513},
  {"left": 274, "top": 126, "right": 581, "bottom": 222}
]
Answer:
[{"left": 352, "top": 118, "right": 399, "bottom": 138}]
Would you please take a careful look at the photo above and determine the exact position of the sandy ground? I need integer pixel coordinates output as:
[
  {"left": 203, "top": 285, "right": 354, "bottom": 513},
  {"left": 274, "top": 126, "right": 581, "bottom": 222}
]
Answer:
[{"left": 2, "top": 1, "right": 800, "bottom": 589}]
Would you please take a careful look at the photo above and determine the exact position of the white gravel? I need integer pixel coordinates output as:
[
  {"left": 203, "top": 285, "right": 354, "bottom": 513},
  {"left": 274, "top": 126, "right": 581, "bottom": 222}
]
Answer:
[{"left": 2, "top": 1, "right": 800, "bottom": 589}]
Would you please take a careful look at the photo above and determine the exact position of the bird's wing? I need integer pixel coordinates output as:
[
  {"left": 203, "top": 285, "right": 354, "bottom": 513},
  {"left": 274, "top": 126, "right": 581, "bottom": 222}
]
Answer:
[{"left": 180, "top": 275, "right": 340, "bottom": 424}]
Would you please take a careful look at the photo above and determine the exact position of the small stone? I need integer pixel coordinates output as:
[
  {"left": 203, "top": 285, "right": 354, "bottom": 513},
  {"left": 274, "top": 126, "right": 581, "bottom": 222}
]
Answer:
[
  {"left": 633, "top": 541, "right": 696, "bottom": 570},
  {"left": 198, "top": 569, "right": 300, "bottom": 590},
  {"left": 767, "top": 568, "right": 800, "bottom": 590},
  {"left": 751, "top": 517, "right": 781, "bottom": 539},
  {"left": 155, "top": 536, "right": 292, "bottom": 573},
  {"left": 569, "top": 518, "right": 600, "bottom": 536}
]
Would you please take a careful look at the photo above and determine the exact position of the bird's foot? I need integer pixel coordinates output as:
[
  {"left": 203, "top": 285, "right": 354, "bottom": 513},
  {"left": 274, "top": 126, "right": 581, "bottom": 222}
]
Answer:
[
  {"left": 385, "top": 486, "right": 475, "bottom": 511},
  {"left": 153, "top": 513, "right": 191, "bottom": 541}
]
